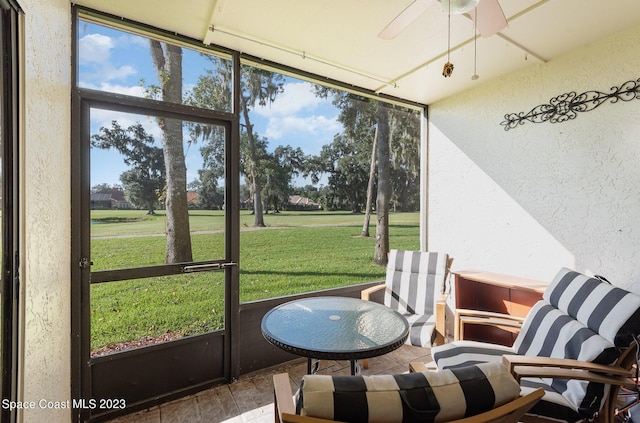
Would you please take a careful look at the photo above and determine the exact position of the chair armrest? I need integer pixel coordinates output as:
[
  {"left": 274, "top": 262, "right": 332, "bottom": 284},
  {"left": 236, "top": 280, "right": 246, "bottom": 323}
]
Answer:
[
  {"left": 447, "top": 388, "right": 544, "bottom": 423},
  {"left": 434, "top": 293, "right": 447, "bottom": 345},
  {"left": 409, "top": 361, "right": 429, "bottom": 372},
  {"left": 274, "top": 373, "right": 353, "bottom": 423},
  {"left": 274, "top": 373, "right": 296, "bottom": 422},
  {"left": 361, "top": 283, "right": 385, "bottom": 301},
  {"left": 281, "top": 413, "right": 338, "bottom": 423},
  {"left": 409, "top": 360, "right": 439, "bottom": 373},
  {"left": 502, "top": 355, "right": 637, "bottom": 389}
]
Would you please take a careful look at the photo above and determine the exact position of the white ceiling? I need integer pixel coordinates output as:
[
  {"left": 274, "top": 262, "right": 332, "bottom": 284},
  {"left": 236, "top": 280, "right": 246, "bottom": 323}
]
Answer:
[{"left": 73, "top": 0, "right": 640, "bottom": 106}]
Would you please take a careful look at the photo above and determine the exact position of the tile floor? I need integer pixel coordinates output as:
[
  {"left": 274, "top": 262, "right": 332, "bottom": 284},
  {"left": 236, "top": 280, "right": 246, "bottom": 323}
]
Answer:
[{"left": 104, "top": 344, "right": 433, "bottom": 423}]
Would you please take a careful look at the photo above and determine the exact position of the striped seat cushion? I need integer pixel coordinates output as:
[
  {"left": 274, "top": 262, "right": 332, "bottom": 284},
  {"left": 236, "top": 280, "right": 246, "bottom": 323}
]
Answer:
[
  {"left": 296, "top": 362, "right": 520, "bottom": 423},
  {"left": 404, "top": 313, "right": 437, "bottom": 347},
  {"left": 431, "top": 339, "right": 599, "bottom": 422},
  {"left": 384, "top": 250, "right": 449, "bottom": 347},
  {"left": 518, "top": 380, "right": 583, "bottom": 423},
  {"left": 431, "top": 340, "right": 515, "bottom": 370},
  {"left": 513, "top": 301, "right": 617, "bottom": 420}
]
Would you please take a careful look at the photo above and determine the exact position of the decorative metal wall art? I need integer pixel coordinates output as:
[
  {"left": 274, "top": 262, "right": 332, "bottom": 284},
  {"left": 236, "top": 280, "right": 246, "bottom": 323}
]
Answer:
[{"left": 500, "top": 78, "right": 640, "bottom": 131}]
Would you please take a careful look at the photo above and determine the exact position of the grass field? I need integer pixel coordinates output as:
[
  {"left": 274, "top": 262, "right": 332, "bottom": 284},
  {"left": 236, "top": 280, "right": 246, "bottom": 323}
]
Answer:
[{"left": 90, "top": 209, "right": 420, "bottom": 352}]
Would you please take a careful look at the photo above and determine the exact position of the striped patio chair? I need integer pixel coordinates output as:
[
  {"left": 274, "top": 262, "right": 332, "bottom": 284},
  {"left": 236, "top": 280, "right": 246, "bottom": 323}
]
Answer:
[
  {"left": 429, "top": 268, "right": 640, "bottom": 423},
  {"left": 362, "top": 250, "right": 452, "bottom": 348}
]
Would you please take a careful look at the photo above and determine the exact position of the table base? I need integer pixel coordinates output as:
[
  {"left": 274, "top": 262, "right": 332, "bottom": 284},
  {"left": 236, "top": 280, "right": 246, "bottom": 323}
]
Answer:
[{"left": 307, "top": 358, "right": 361, "bottom": 375}]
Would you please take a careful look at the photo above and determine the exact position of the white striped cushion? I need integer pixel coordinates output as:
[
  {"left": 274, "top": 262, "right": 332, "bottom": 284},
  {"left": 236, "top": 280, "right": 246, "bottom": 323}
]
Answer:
[
  {"left": 384, "top": 250, "right": 449, "bottom": 347},
  {"left": 296, "top": 362, "right": 520, "bottom": 423},
  {"left": 513, "top": 302, "right": 618, "bottom": 363},
  {"left": 543, "top": 267, "right": 640, "bottom": 347}
]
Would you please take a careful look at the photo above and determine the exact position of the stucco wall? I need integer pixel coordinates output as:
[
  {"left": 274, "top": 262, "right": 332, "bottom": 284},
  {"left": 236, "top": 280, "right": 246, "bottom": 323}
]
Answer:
[
  {"left": 20, "top": 0, "right": 72, "bottom": 421},
  {"left": 428, "top": 25, "right": 640, "bottom": 293}
]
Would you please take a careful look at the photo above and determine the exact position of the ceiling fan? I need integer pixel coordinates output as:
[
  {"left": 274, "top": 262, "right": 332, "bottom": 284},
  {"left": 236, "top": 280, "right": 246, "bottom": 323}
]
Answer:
[{"left": 378, "top": 0, "right": 507, "bottom": 40}]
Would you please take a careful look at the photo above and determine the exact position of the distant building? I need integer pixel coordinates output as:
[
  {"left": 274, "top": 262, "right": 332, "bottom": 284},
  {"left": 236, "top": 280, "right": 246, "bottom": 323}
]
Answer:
[
  {"left": 287, "top": 195, "right": 321, "bottom": 210},
  {"left": 186, "top": 191, "right": 199, "bottom": 208},
  {"left": 90, "top": 189, "right": 132, "bottom": 210}
]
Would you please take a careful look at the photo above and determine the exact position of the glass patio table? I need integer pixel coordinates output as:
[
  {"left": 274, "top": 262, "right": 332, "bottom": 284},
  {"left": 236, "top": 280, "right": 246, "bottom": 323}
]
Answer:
[{"left": 261, "top": 296, "right": 409, "bottom": 375}]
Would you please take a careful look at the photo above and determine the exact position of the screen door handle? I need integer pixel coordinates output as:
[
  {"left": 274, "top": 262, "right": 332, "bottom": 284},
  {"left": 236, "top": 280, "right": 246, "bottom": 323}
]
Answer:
[{"left": 182, "top": 262, "right": 237, "bottom": 273}]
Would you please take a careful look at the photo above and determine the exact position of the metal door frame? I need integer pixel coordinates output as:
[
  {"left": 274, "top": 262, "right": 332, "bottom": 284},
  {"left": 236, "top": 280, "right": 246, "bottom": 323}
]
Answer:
[
  {"left": 0, "top": 1, "right": 21, "bottom": 422},
  {"left": 70, "top": 11, "right": 240, "bottom": 418}
]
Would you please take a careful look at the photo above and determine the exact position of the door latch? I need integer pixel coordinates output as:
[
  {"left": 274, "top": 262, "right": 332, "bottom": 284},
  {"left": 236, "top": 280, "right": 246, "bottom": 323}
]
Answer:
[{"left": 79, "top": 257, "right": 93, "bottom": 269}]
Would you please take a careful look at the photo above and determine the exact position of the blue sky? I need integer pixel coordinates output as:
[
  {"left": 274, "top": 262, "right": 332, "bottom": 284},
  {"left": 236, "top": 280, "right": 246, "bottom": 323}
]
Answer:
[{"left": 78, "top": 20, "right": 342, "bottom": 188}]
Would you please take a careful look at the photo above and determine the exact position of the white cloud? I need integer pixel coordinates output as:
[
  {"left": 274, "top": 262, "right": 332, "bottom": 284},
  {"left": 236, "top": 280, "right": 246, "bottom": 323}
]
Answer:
[
  {"left": 265, "top": 115, "right": 340, "bottom": 140},
  {"left": 79, "top": 33, "right": 114, "bottom": 64},
  {"left": 105, "top": 64, "right": 137, "bottom": 81},
  {"left": 78, "top": 80, "right": 145, "bottom": 99},
  {"left": 99, "top": 82, "right": 145, "bottom": 97},
  {"left": 79, "top": 33, "right": 138, "bottom": 83},
  {"left": 254, "top": 82, "right": 321, "bottom": 118},
  {"left": 254, "top": 81, "right": 342, "bottom": 143},
  {"left": 90, "top": 109, "right": 163, "bottom": 143},
  {"left": 117, "top": 33, "right": 148, "bottom": 50},
  {"left": 81, "top": 62, "right": 137, "bottom": 84}
]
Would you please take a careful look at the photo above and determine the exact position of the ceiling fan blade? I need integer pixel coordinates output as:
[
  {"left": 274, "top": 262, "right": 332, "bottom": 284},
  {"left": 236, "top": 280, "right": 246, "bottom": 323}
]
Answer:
[
  {"left": 473, "top": 0, "right": 508, "bottom": 37},
  {"left": 378, "top": 0, "right": 431, "bottom": 40}
]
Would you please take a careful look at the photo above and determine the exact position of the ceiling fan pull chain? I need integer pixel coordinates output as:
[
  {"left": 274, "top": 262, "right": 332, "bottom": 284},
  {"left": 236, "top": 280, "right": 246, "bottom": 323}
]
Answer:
[
  {"left": 472, "top": 6, "right": 479, "bottom": 80},
  {"left": 443, "top": 0, "right": 454, "bottom": 77}
]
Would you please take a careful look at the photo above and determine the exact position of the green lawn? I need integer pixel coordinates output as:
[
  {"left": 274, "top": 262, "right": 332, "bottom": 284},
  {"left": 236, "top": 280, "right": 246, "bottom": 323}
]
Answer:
[
  {"left": 90, "top": 210, "right": 420, "bottom": 352},
  {"left": 90, "top": 209, "right": 419, "bottom": 236}
]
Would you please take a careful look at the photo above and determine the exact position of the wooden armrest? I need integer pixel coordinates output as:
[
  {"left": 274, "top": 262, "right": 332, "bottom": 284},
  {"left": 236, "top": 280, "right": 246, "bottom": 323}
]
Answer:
[
  {"left": 360, "top": 283, "right": 389, "bottom": 367},
  {"left": 434, "top": 293, "right": 447, "bottom": 346},
  {"left": 447, "top": 388, "right": 544, "bottom": 423},
  {"left": 274, "top": 373, "right": 351, "bottom": 423},
  {"left": 409, "top": 361, "right": 438, "bottom": 373},
  {"left": 502, "top": 355, "right": 632, "bottom": 376},
  {"left": 281, "top": 413, "right": 337, "bottom": 423},
  {"left": 361, "top": 283, "right": 385, "bottom": 301},
  {"left": 409, "top": 361, "right": 429, "bottom": 373},
  {"left": 502, "top": 355, "right": 637, "bottom": 389},
  {"left": 274, "top": 373, "right": 296, "bottom": 422}
]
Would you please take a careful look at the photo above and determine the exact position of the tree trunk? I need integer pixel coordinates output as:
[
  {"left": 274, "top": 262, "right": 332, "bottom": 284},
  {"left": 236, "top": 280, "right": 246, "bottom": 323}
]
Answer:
[
  {"left": 374, "top": 103, "right": 391, "bottom": 266},
  {"left": 150, "top": 41, "right": 193, "bottom": 263},
  {"left": 361, "top": 127, "right": 378, "bottom": 237},
  {"left": 241, "top": 106, "right": 265, "bottom": 227}
]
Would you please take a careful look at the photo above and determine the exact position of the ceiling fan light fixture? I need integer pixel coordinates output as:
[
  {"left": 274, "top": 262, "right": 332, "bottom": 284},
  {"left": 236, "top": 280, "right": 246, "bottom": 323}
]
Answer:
[{"left": 441, "top": 0, "right": 481, "bottom": 15}]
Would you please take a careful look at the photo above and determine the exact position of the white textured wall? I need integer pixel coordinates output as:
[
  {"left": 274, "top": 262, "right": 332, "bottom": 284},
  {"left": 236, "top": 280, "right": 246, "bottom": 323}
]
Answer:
[
  {"left": 428, "top": 25, "right": 640, "bottom": 293},
  {"left": 20, "top": 0, "right": 72, "bottom": 421}
]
